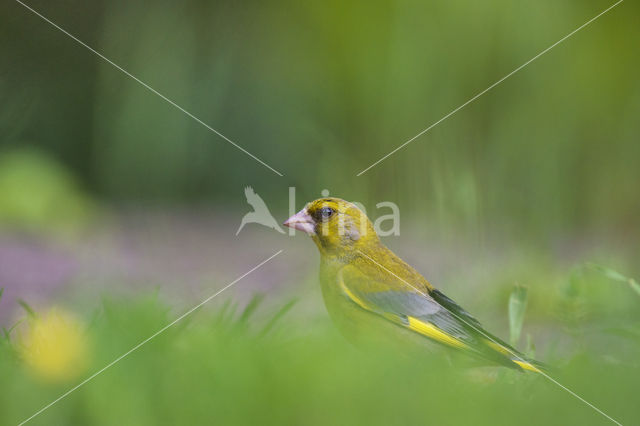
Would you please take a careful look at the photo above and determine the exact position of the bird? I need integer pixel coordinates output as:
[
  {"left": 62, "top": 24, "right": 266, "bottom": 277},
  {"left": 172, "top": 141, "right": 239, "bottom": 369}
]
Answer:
[
  {"left": 283, "top": 197, "right": 542, "bottom": 372},
  {"left": 236, "top": 186, "right": 284, "bottom": 235}
]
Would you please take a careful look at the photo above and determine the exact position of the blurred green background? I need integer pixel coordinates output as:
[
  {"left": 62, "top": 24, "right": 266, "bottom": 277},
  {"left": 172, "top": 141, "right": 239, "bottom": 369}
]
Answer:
[
  {"left": 2, "top": 0, "right": 639, "bottom": 237},
  {"left": 1, "top": 0, "right": 639, "bottom": 425}
]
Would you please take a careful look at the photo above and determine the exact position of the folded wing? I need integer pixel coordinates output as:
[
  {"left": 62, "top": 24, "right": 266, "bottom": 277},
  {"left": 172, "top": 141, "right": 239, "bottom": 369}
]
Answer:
[{"left": 338, "top": 265, "right": 540, "bottom": 372}]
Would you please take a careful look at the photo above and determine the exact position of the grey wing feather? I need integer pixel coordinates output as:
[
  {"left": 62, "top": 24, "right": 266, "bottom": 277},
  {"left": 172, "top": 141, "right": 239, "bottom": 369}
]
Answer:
[
  {"left": 340, "top": 266, "right": 479, "bottom": 342},
  {"left": 354, "top": 290, "right": 475, "bottom": 341}
]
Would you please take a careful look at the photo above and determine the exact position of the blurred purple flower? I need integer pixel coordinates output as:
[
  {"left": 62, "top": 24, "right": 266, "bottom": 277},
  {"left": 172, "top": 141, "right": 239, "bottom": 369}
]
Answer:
[{"left": 0, "top": 238, "right": 77, "bottom": 326}]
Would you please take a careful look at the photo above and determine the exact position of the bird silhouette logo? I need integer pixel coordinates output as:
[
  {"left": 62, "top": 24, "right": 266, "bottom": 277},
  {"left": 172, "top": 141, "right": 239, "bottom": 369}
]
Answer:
[{"left": 236, "top": 186, "right": 285, "bottom": 235}]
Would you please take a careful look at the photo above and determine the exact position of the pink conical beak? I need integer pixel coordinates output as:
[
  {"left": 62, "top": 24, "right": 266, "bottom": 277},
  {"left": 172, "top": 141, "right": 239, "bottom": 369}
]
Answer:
[{"left": 283, "top": 209, "right": 316, "bottom": 234}]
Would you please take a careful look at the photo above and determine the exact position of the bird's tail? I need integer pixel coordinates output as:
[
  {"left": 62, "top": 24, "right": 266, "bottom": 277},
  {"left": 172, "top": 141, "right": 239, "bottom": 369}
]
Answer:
[
  {"left": 235, "top": 217, "right": 248, "bottom": 235},
  {"left": 511, "top": 357, "right": 546, "bottom": 373},
  {"left": 484, "top": 340, "right": 547, "bottom": 373}
]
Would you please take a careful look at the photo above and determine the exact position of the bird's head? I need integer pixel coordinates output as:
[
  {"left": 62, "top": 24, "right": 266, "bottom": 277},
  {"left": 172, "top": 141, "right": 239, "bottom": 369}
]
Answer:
[{"left": 284, "top": 198, "right": 379, "bottom": 258}]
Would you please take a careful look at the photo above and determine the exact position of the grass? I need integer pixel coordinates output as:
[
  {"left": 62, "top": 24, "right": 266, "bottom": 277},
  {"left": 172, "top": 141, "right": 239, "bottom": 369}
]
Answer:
[{"left": 1, "top": 263, "right": 639, "bottom": 426}]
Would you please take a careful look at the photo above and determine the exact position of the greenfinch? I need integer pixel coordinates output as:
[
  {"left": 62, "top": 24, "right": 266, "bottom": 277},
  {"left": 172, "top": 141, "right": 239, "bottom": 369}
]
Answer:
[{"left": 284, "top": 197, "right": 541, "bottom": 372}]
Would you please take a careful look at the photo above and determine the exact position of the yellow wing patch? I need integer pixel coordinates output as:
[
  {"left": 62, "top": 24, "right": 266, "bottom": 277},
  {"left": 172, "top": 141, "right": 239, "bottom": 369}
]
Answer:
[
  {"left": 407, "top": 316, "right": 467, "bottom": 349},
  {"left": 487, "top": 341, "right": 541, "bottom": 373}
]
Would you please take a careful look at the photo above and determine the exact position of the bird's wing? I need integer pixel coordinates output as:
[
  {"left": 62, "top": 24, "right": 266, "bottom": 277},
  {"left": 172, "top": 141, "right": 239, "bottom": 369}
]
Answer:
[
  {"left": 338, "top": 264, "right": 540, "bottom": 371},
  {"left": 244, "top": 186, "right": 269, "bottom": 211}
]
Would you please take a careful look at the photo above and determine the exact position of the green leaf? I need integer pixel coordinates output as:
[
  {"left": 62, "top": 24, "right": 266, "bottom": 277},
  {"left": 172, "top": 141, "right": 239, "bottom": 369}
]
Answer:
[
  {"left": 508, "top": 285, "right": 528, "bottom": 346},
  {"left": 0, "top": 287, "right": 4, "bottom": 301}
]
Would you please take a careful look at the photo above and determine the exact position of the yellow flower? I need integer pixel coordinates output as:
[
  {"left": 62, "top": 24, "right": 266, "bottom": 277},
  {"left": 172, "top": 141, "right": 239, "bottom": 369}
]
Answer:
[{"left": 19, "top": 308, "right": 89, "bottom": 383}]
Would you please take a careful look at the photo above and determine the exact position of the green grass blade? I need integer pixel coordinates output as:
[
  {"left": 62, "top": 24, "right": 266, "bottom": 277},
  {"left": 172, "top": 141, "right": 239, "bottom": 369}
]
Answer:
[
  {"left": 588, "top": 263, "right": 640, "bottom": 297},
  {"left": 239, "top": 294, "right": 265, "bottom": 324},
  {"left": 260, "top": 299, "right": 297, "bottom": 337},
  {"left": 587, "top": 263, "right": 629, "bottom": 283},
  {"left": 17, "top": 299, "right": 36, "bottom": 318}
]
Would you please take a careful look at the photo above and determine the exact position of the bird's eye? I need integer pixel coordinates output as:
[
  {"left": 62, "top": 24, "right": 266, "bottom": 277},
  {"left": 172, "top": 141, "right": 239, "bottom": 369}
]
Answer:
[{"left": 318, "top": 207, "right": 335, "bottom": 220}]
